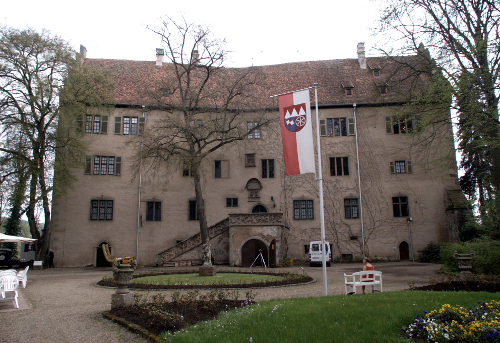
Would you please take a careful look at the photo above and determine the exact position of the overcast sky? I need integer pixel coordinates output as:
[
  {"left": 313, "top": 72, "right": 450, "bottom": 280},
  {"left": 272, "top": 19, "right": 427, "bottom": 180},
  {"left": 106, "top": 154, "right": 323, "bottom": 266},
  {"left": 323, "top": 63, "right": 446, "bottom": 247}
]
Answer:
[{"left": 2, "top": 0, "right": 383, "bottom": 67}]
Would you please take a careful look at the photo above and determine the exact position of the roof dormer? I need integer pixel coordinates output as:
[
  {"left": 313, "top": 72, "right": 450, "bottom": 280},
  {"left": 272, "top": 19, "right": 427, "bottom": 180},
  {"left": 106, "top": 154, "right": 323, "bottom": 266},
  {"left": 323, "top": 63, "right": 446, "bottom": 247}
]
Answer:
[
  {"left": 368, "top": 62, "right": 382, "bottom": 77},
  {"left": 341, "top": 81, "right": 355, "bottom": 96}
]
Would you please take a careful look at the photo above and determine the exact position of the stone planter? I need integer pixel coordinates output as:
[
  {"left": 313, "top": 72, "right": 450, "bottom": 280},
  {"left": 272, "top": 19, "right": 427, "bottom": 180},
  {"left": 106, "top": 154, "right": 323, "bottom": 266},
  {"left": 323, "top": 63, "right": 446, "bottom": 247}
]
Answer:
[
  {"left": 111, "top": 260, "right": 136, "bottom": 309},
  {"left": 453, "top": 250, "right": 474, "bottom": 279},
  {"left": 113, "top": 263, "right": 135, "bottom": 294}
]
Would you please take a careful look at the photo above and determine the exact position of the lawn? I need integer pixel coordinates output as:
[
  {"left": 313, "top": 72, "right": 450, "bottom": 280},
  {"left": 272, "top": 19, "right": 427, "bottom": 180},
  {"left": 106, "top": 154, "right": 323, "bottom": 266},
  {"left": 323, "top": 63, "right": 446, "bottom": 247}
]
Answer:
[
  {"left": 159, "top": 291, "right": 500, "bottom": 343},
  {"left": 132, "top": 273, "right": 284, "bottom": 286}
]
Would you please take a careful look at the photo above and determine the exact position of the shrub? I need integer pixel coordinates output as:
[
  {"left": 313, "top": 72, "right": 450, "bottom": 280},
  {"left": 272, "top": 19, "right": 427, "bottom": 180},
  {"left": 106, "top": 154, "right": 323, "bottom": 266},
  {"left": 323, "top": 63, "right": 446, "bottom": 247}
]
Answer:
[
  {"left": 418, "top": 242, "right": 442, "bottom": 263},
  {"left": 441, "top": 239, "right": 500, "bottom": 275}
]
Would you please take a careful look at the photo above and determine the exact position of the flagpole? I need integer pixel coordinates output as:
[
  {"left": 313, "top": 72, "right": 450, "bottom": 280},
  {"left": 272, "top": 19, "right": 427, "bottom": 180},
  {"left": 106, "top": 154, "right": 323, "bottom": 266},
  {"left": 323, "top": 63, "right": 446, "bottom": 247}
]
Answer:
[{"left": 313, "top": 83, "right": 328, "bottom": 296}]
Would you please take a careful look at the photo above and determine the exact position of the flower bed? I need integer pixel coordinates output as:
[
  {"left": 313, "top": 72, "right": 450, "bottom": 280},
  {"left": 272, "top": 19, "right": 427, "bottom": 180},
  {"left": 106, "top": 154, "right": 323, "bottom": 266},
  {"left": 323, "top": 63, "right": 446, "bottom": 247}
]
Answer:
[{"left": 403, "top": 300, "right": 500, "bottom": 342}]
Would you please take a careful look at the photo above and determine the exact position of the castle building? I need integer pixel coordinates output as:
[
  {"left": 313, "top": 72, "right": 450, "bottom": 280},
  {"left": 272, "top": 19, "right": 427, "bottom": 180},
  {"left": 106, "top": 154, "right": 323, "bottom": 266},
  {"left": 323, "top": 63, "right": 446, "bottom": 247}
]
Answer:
[{"left": 50, "top": 43, "right": 461, "bottom": 267}]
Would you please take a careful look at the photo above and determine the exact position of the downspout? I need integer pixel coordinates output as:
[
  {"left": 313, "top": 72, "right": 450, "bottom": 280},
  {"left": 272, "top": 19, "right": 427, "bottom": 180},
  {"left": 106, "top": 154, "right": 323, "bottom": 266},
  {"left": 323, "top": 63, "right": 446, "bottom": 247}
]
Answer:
[
  {"left": 353, "top": 103, "right": 365, "bottom": 257},
  {"left": 136, "top": 105, "right": 145, "bottom": 264}
]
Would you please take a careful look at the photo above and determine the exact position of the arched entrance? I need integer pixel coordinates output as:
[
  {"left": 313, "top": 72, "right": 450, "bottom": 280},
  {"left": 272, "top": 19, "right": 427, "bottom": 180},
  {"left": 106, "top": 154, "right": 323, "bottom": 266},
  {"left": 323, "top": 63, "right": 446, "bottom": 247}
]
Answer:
[
  {"left": 252, "top": 204, "right": 268, "bottom": 213},
  {"left": 399, "top": 241, "right": 410, "bottom": 260},
  {"left": 96, "top": 242, "right": 112, "bottom": 267},
  {"left": 241, "top": 239, "right": 268, "bottom": 267}
]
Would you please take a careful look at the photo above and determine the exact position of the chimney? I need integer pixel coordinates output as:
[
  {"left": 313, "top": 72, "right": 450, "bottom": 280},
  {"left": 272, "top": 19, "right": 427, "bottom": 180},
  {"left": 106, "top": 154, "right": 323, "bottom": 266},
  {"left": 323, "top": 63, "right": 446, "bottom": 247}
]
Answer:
[
  {"left": 191, "top": 50, "right": 199, "bottom": 65},
  {"left": 156, "top": 48, "right": 164, "bottom": 67},
  {"left": 79, "top": 45, "right": 87, "bottom": 59},
  {"left": 357, "top": 42, "right": 367, "bottom": 69}
]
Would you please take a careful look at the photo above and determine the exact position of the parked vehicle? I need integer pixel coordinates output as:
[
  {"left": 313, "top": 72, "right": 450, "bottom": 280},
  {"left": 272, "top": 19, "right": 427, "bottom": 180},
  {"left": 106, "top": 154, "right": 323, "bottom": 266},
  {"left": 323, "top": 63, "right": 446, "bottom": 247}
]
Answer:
[
  {"left": 0, "top": 249, "right": 14, "bottom": 268},
  {"left": 0, "top": 245, "right": 34, "bottom": 269},
  {"left": 309, "top": 241, "right": 331, "bottom": 267}
]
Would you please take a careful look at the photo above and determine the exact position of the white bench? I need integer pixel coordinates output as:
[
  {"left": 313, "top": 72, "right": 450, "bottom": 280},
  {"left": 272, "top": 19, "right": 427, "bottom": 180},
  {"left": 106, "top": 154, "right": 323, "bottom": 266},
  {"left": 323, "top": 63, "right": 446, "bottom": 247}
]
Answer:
[
  {"left": 33, "top": 261, "right": 43, "bottom": 269},
  {"left": 344, "top": 270, "right": 383, "bottom": 294}
]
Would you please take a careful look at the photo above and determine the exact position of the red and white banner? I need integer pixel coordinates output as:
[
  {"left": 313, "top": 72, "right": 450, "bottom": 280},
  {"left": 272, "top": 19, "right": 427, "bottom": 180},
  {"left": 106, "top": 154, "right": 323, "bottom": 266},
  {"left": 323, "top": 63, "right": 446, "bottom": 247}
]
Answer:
[{"left": 278, "top": 89, "right": 315, "bottom": 175}]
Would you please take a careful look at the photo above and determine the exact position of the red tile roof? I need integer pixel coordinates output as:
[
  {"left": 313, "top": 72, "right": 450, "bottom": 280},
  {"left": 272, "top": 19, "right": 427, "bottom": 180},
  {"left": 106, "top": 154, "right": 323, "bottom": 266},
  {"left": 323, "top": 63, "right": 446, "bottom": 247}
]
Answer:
[{"left": 84, "top": 54, "right": 430, "bottom": 109}]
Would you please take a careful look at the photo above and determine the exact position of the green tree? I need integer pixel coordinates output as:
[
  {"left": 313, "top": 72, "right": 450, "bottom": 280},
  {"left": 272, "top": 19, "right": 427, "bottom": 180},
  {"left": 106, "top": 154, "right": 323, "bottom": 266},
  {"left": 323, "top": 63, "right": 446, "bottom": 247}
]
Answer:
[
  {"left": 0, "top": 27, "right": 114, "bottom": 260},
  {"left": 378, "top": 0, "right": 500, "bottom": 182},
  {"left": 141, "top": 17, "right": 272, "bottom": 266}
]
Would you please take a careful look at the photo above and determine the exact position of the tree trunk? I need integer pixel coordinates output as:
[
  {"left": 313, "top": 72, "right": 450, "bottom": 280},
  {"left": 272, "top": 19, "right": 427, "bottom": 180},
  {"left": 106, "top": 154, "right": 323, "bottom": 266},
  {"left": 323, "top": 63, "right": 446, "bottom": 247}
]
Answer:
[{"left": 193, "top": 168, "right": 211, "bottom": 265}]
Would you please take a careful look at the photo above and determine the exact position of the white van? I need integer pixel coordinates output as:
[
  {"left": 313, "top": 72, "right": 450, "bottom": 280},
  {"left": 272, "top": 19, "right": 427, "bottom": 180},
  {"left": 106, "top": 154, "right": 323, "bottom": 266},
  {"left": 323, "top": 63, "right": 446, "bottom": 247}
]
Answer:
[{"left": 309, "top": 241, "right": 331, "bottom": 267}]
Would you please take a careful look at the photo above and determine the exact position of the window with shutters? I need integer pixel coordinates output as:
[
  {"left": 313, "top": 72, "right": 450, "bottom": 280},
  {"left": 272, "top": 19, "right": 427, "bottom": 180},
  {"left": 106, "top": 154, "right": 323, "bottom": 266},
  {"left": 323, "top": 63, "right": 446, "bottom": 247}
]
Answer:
[
  {"left": 320, "top": 118, "right": 355, "bottom": 137},
  {"left": 215, "top": 160, "right": 229, "bottom": 178},
  {"left": 90, "top": 200, "right": 113, "bottom": 221},
  {"left": 293, "top": 199, "right": 314, "bottom": 220},
  {"left": 146, "top": 201, "right": 161, "bottom": 221},
  {"left": 385, "top": 115, "right": 420, "bottom": 134},
  {"left": 86, "top": 156, "right": 121, "bottom": 176},
  {"left": 84, "top": 115, "right": 108, "bottom": 134},
  {"left": 115, "top": 116, "right": 142, "bottom": 135},
  {"left": 330, "top": 157, "right": 349, "bottom": 176},
  {"left": 389, "top": 160, "right": 412, "bottom": 174}
]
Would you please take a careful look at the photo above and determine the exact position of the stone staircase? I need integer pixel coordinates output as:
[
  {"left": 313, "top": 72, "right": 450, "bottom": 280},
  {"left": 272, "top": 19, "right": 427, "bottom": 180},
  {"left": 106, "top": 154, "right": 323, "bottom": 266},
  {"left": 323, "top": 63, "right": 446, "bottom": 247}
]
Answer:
[{"left": 157, "top": 217, "right": 230, "bottom": 266}]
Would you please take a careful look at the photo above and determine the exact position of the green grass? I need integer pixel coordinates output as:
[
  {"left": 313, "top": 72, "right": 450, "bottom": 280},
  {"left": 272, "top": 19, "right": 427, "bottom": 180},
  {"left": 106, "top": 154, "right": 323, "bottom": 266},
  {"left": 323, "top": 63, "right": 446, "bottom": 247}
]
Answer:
[
  {"left": 132, "top": 273, "right": 284, "bottom": 286},
  {"left": 160, "top": 291, "right": 500, "bottom": 343}
]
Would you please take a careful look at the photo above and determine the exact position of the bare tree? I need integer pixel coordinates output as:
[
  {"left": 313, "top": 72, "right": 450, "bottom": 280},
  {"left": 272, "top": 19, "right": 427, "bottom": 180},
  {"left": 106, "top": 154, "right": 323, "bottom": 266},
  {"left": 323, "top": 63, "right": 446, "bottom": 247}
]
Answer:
[{"left": 141, "top": 17, "right": 273, "bottom": 266}]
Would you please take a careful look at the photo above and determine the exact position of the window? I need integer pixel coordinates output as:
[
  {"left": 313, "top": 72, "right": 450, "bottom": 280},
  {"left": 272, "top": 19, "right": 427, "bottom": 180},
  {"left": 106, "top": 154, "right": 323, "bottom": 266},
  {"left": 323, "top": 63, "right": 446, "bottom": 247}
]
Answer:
[
  {"left": 373, "top": 69, "right": 380, "bottom": 77},
  {"left": 215, "top": 160, "right": 229, "bottom": 179},
  {"left": 123, "top": 117, "right": 130, "bottom": 135},
  {"left": 131, "top": 117, "right": 138, "bottom": 135},
  {"left": 345, "top": 88, "right": 353, "bottom": 96},
  {"left": 146, "top": 201, "right": 161, "bottom": 221},
  {"left": 115, "top": 116, "right": 140, "bottom": 135},
  {"left": 344, "top": 198, "right": 359, "bottom": 219},
  {"left": 380, "top": 85, "right": 387, "bottom": 94},
  {"left": 393, "top": 196, "right": 409, "bottom": 217},
  {"left": 320, "top": 118, "right": 355, "bottom": 136},
  {"left": 183, "top": 162, "right": 194, "bottom": 177},
  {"left": 330, "top": 157, "right": 349, "bottom": 176},
  {"left": 390, "top": 160, "right": 412, "bottom": 174},
  {"left": 245, "top": 154, "right": 256, "bottom": 167},
  {"left": 262, "top": 159, "right": 275, "bottom": 178},
  {"left": 304, "top": 245, "right": 310, "bottom": 254},
  {"left": 90, "top": 200, "right": 113, "bottom": 221},
  {"left": 189, "top": 200, "right": 198, "bottom": 220},
  {"left": 247, "top": 121, "right": 261, "bottom": 139},
  {"left": 190, "top": 119, "right": 203, "bottom": 127},
  {"left": 226, "top": 198, "right": 238, "bottom": 207},
  {"left": 87, "top": 156, "right": 121, "bottom": 176},
  {"left": 386, "top": 116, "right": 419, "bottom": 134},
  {"left": 84, "top": 115, "right": 108, "bottom": 134},
  {"left": 294, "top": 200, "right": 314, "bottom": 220}
]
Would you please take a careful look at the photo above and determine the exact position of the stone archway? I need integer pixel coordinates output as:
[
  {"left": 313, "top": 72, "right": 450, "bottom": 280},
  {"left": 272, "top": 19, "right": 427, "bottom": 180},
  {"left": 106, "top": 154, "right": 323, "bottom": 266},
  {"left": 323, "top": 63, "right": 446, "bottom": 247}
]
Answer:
[
  {"left": 241, "top": 239, "right": 268, "bottom": 267},
  {"left": 399, "top": 241, "right": 410, "bottom": 260},
  {"left": 96, "top": 242, "right": 112, "bottom": 267}
]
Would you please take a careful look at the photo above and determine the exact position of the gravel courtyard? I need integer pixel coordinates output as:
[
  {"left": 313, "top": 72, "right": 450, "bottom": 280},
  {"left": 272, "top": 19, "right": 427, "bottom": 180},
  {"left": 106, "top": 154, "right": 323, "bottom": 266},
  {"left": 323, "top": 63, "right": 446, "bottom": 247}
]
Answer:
[{"left": 0, "top": 262, "right": 441, "bottom": 343}]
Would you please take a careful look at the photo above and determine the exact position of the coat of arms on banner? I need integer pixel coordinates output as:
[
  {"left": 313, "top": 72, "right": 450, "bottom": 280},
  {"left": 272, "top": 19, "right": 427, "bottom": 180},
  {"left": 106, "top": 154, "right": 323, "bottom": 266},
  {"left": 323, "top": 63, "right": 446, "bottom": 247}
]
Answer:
[{"left": 283, "top": 104, "right": 307, "bottom": 132}]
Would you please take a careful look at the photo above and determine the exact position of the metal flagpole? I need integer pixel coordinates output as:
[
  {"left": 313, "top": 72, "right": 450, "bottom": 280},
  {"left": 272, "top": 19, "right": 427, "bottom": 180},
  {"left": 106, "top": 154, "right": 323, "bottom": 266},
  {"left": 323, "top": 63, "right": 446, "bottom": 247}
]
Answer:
[{"left": 313, "top": 83, "right": 328, "bottom": 296}]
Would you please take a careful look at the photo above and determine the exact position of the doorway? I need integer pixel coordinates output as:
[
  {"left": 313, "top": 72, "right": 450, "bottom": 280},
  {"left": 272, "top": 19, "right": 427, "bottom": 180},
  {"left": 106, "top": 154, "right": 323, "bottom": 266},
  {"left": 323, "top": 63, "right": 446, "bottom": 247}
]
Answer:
[
  {"left": 241, "top": 239, "right": 268, "bottom": 267},
  {"left": 399, "top": 241, "right": 410, "bottom": 260},
  {"left": 252, "top": 204, "right": 268, "bottom": 213},
  {"left": 96, "top": 242, "right": 112, "bottom": 267}
]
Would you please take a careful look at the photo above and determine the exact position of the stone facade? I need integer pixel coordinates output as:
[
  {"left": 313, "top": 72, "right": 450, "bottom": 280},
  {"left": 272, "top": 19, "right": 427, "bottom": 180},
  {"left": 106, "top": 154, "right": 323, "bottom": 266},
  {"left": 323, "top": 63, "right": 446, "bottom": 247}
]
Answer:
[{"left": 49, "top": 45, "right": 460, "bottom": 267}]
